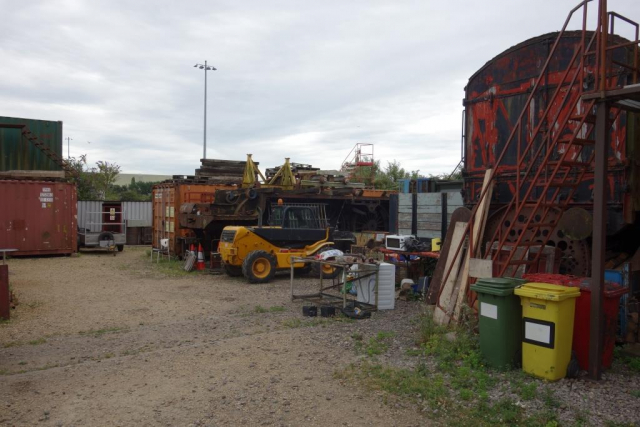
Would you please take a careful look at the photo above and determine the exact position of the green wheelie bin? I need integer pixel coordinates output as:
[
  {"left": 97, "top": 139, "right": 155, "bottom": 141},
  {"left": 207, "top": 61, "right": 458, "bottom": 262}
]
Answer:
[{"left": 470, "top": 278, "right": 526, "bottom": 369}]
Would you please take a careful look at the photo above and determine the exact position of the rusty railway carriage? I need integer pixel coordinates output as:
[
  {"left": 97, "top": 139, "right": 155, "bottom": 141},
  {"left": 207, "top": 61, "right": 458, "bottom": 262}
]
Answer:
[{"left": 463, "top": 31, "right": 640, "bottom": 275}]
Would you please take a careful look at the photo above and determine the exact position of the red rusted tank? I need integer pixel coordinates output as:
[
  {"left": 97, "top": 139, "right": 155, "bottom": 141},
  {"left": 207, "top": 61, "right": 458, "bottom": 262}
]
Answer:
[
  {"left": 464, "top": 31, "right": 640, "bottom": 234},
  {"left": 0, "top": 180, "right": 77, "bottom": 255}
]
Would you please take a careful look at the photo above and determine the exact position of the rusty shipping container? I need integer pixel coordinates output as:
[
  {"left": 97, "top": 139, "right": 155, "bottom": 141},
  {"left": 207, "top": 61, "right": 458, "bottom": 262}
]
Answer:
[
  {"left": 0, "top": 116, "right": 63, "bottom": 171},
  {"left": 0, "top": 180, "right": 77, "bottom": 255},
  {"left": 153, "top": 182, "right": 236, "bottom": 256}
]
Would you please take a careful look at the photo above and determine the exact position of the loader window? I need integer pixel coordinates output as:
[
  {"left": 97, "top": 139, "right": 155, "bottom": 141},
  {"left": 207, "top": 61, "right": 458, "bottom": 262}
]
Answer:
[{"left": 283, "top": 207, "right": 315, "bottom": 229}]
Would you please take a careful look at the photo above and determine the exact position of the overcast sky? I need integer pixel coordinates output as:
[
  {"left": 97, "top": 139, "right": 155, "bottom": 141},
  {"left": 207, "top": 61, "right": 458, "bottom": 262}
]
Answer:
[{"left": 1, "top": 0, "right": 637, "bottom": 176}]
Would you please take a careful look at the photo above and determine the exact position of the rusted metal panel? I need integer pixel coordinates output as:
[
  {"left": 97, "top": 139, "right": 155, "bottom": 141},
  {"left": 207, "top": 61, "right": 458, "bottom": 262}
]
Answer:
[
  {"left": 152, "top": 182, "right": 236, "bottom": 255},
  {"left": 463, "top": 31, "right": 638, "bottom": 233},
  {"left": 0, "top": 117, "right": 63, "bottom": 171},
  {"left": 0, "top": 180, "right": 77, "bottom": 255}
]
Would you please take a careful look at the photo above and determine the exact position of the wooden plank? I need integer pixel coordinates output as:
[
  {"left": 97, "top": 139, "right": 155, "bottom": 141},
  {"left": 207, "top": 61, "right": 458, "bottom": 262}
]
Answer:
[
  {"left": 434, "top": 222, "right": 467, "bottom": 325},
  {"left": 468, "top": 258, "right": 493, "bottom": 279},
  {"left": 426, "top": 207, "right": 471, "bottom": 304},
  {"left": 452, "top": 169, "right": 493, "bottom": 322},
  {"left": 472, "top": 169, "right": 493, "bottom": 258}
]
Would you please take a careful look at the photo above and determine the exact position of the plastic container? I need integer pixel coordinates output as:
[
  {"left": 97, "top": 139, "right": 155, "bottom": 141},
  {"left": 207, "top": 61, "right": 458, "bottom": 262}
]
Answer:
[
  {"left": 514, "top": 282, "right": 581, "bottom": 381},
  {"left": 569, "top": 279, "right": 627, "bottom": 370},
  {"left": 470, "top": 278, "right": 526, "bottom": 369}
]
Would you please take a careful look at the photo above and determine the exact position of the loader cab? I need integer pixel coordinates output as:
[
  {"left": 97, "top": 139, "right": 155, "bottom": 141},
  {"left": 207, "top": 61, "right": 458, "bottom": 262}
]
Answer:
[{"left": 268, "top": 205, "right": 329, "bottom": 230}]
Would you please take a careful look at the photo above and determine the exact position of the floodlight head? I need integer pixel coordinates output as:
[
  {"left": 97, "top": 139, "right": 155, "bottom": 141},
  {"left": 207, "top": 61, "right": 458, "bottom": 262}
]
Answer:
[
  {"left": 211, "top": 67, "right": 217, "bottom": 71},
  {"left": 194, "top": 64, "right": 198, "bottom": 67},
  {"left": 199, "top": 66, "right": 204, "bottom": 69}
]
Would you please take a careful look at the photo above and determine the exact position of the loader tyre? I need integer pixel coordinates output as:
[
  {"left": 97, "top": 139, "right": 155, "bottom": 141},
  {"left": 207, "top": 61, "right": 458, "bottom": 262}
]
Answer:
[
  {"left": 117, "top": 245, "right": 124, "bottom": 252},
  {"left": 311, "top": 246, "right": 341, "bottom": 279},
  {"left": 223, "top": 263, "right": 243, "bottom": 277},
  {"left": 242, "top": 250, "right": 276, "bottom": 283}
]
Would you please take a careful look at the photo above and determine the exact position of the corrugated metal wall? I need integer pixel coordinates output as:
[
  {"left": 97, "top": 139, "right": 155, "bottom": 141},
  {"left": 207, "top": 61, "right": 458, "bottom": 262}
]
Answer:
[
  {"left": 77, "top": 201, "right": 152, "bottom": 232},
  {"left": 398, "top": 192, "right": 463, "bottom": 239},
  {"left": 0, "top": 116, "right": 63, "bottom": 171}
]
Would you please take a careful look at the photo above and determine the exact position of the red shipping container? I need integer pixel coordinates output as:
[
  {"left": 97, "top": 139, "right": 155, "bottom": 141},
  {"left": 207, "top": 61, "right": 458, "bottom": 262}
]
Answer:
[
  {"left": 0, "top": 180, "right": 77, "bottom": 255},
  {"left": 523, "top": 273, "right": 626, "bottom": 370}
]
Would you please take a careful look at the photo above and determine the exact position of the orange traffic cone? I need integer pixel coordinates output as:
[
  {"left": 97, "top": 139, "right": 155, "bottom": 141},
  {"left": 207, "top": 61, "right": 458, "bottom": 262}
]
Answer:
[
  {"left": 190, "top": 243, "right": 195, "bottom": 255},
  {"left": 196, "top": 244, "right": 205, "bottom": 271}
]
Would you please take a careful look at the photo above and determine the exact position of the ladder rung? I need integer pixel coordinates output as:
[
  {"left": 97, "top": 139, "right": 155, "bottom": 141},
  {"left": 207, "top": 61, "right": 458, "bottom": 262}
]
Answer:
[
  {"left": 534, "top": 181, "right": 579, "bottom": 188},
  {"left": 502, "top": 260, "right": 537, "bottom": 266},
  {"left": 548, "top": 160, "right": 592, "bottom": 168},
  {"left": 523, "top": 202, "right": 563, "bottom": 209},
  {"left": 569, "top": 114, "right": 596, "bottom": 124},
  {"left": 558, "top": 137, "right": 595, "bottom": 146},
  {"left": 526, "top": 222, "right": 557, "bottom": 228}
]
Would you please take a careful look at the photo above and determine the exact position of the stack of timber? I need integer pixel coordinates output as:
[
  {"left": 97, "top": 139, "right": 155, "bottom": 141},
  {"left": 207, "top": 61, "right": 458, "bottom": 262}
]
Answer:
[
  {"left": 433, "top": 169, "right": 493, "bottom": 325},
  {"left": 266, "top": 162, "right": 365, "bottom": 189},
  {"left": 165, "top": 159, "right": 257, "bottom": 185},
  {"left": 265, "top": 162, "right": 318, "bottom": 179},
  {"left": 195, "top": 159, "right": 249, "bottom": 184}
]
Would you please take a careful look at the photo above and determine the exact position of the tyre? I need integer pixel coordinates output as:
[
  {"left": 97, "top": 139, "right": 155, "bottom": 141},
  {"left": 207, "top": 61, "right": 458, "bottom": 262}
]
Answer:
[
  {"left": 297, "top": 264, "right": 313, "bottom": 276},
  {"left": 311, "top": 247, "right": 341, "bottom": 279},
  {"left": 242, "top": 250, "right": 276, "bottom": 283},
  {"left": 223, "top": 263, "right": 243, "bottom": 277},
  {"left": 117, "top": 245, "right": 124, "bottom": 252}
]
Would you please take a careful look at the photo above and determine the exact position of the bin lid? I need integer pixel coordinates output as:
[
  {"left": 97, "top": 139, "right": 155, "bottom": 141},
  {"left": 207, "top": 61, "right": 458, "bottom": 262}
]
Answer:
[
  {"left": 575, "top": 279, "right": 629, "bottom": 298},
  {"left": 475, "top": 277, "right": 527, "bottom": 288},
  {"left": 472, "top": 277, "right": 526, "bottom": 296},
  {"left": 514, "top": 282, "right": 581, "bottom": 301},
  {"left": 470, "top": 283, "right": 518, "bottom": 297}
]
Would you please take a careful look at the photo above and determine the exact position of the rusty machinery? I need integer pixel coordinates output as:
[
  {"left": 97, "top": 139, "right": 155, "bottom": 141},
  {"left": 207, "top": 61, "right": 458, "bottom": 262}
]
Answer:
[{"left": 177, "top": 154, "right": 391, "bottom": 256}]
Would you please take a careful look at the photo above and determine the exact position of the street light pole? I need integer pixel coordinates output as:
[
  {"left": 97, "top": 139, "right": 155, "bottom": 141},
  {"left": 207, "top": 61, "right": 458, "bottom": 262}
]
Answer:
[
  {"left": 194, "top": 61, "right": 217, "bottom": 159},
  {"left": 65, "top": 137, "right": 72, "bottom": 159}
]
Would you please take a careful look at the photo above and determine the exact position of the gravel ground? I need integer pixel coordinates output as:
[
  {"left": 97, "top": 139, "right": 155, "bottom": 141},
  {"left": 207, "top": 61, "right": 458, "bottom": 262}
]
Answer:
[
  {"left": 1, "top": 247, "right": 639, "bottom": 426},
  {"left": 0, "top": 248, "right": 426, "bottom": 426}
]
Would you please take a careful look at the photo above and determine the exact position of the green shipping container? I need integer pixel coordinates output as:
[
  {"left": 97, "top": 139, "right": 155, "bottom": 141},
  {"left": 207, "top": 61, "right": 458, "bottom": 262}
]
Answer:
[
  {"left": 470, "top": 277, "right": 526, "bottom": 369},
  {"left": 0, "top": 116, "right": 63, "bottom": 171}
]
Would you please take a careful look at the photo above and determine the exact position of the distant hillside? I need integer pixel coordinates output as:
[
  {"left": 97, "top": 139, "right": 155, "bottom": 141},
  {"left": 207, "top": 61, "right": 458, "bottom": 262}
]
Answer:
[{"left": 115, "top": 173, "right": 171, "bottom": 186}]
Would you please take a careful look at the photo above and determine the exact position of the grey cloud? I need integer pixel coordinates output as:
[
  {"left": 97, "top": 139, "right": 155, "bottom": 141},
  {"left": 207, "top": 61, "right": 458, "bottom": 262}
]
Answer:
[{"left": 1, "top": 0, "right": 637, "bottom": 176}]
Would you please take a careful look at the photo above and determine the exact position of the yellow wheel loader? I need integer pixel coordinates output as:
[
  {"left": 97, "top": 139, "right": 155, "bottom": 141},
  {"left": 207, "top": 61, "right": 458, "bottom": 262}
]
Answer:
[{"left": 218, "top": 204, "right": 341, "bottom": 283}]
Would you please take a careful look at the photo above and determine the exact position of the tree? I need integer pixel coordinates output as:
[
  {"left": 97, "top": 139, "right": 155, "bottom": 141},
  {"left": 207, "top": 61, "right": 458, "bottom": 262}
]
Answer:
[
  {"left": 67, "top": 155, "right": 101, "bottom": 200},
  {"left": 351, "top": 160, "right": 424, "bottom": 190},
  {"left": 95, "top": 161, "right": 121, "bottom": 200}
]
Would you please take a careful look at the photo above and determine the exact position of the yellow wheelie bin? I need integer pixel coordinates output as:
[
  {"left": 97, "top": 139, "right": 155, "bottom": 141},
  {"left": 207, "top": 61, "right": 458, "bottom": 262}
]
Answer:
[{"left": 514, "top": 283, "right": 581, "bottom": 381}]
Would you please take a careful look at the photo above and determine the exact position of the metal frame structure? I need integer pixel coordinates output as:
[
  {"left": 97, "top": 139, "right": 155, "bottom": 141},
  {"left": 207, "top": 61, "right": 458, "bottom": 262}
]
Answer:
[
  {"left": 289, "top": 256, "right": 379, "bottom": 310},
  {"left": 77, "top": 207, "right": 127, "bottom": 254}
]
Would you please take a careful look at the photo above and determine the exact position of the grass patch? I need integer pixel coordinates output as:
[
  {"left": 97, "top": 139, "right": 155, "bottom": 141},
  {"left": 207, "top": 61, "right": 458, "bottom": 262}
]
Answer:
[
  {"left": 614, "top": 346, "right": 640, "bottom": 373},
  {"left": 338, "top": 309, "right": 563, "bottom": 426},
  {"left": 363, "top": 331, "right": 395, "bottom": 357},
  {"left": 631, "top": 390, "right": 640, "bottom": 398},
  {"left": 28, "top": 338, "right": 47, "bottom": 346}
]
